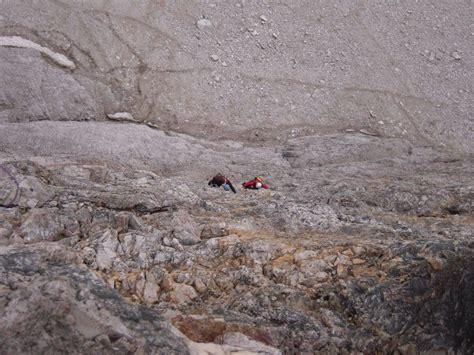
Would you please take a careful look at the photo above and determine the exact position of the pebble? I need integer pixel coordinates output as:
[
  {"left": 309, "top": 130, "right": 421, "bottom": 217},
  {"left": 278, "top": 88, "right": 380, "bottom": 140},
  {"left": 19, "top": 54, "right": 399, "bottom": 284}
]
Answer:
[
  {"left": 336, "top": 264, "right": 347, "bottom": 277},
  {"left": 397, "top": 343, "right": 417, "bottom": 355},
  {"left": 260, "top": 15, "right": 268, "bottom": 23},
  {"left": 342, "top": 249, "right": 354, "bottom": 257},
  {"left": 194, "top": 278, "right": 207, "bottom": 293},
  {"left": 451, "top": 51, "right": 461, "bottom": 60},
  {"left": 196, "top": 18, "right": 212, "bottom": 30},
  {"left": 425, "top": 255, "right": 445, "bottom": 271},
  {"left": 160, "top": 277, "right": 173, "bottom": 292},
  {"left": 210, "top": 54, "right": 220, "bottom": 61},
  {"left": 352, "top": 246, "right": 364, "bottom": 256},
  {"left": 352, "top": 258, "right": 366, "bottom": 265},
  {"left": 170, "top": 283, "right": 198, "bottom": 304},
  {"left": 162, "top": 236, "right": 172, "bottom": 247},
  {"left": 96, "top": 334, "right": 111, "bottom": 345},
  {"left": 212, "top": 73, "right": 221, "bottom": 83}
]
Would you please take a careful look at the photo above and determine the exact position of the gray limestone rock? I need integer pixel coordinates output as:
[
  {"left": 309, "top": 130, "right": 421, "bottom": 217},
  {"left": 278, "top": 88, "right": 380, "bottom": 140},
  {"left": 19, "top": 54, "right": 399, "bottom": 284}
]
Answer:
[
  {"left": 222, "top": 332, "right": 281, "bottom": 354},
  {"left": 0, "top": 49, "right": 98, "bottom": 123},
  {"left": 0, "top": 1, "right": 473, "bottom": 353},
  {"left": 171, "top": 210, "right": 201, "bottom": 246},
  {"left": 95, "top": 230, "right": 119, "bottom": 272},
  {"left": 200, "top": 222, "right": 227, "bottom": 240},
  {"left": 0, "top": 1, "right": 471, "bottom": 152},
  {"left": 18, "top": 208, "right": 64, "bottom": 244},
  {"left": 170, "top": 283, "right": 198, "bottom": 304},
  {"left": 0, "top": 245, "right": 189, "bottom": 354}
]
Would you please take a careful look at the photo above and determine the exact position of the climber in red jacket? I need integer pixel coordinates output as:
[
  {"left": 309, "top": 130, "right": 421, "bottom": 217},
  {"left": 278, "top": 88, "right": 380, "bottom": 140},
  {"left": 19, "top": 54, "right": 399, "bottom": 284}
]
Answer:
[{"left": 242, "top": 176, "right": 269, "bottom": 190}]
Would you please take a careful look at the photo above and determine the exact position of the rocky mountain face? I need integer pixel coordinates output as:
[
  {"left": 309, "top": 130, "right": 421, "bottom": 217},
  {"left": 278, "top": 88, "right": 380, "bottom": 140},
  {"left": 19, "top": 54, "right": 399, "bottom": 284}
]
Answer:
[{"left": 0, "top": 1, "right": 473, "bottom": 354}]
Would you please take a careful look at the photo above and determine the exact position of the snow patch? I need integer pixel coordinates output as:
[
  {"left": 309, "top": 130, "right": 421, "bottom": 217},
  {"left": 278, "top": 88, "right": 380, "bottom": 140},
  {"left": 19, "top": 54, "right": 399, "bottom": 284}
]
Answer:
[
  {"left": 0, "top": 36, "right": 75, "bottom": 69},
  {"left": 107, "top": 112, "right": 136, "bottom": 122}
]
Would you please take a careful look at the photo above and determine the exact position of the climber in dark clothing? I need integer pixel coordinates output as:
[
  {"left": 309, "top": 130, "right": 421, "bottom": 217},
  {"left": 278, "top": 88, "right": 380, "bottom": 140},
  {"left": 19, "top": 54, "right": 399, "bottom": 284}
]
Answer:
[{"left": 208, "top": 174, "right": 237, "bottom": 193}]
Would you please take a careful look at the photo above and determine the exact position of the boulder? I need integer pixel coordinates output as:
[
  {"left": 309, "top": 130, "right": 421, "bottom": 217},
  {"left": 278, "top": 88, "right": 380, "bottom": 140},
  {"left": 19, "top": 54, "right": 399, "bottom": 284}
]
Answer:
[
  {"left": 171, "top": 210, "right": 200, "bottom": 245},
  {"left": 18, "top": 208, "right": 64, "bottom": 243},
  {"left": 170, "top": 283, "right": 198, "bottom": 304},
  {"left": 200, "top": 222, "right": 227, "bottom": 240},
  {"left": 94, "top": 230, "right": 118, "bottom": 272}
]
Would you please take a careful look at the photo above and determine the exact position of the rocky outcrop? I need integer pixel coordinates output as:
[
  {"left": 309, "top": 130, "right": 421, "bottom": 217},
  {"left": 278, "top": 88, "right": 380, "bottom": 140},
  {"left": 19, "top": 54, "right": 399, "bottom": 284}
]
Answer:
[
  {"left": 0, "top": 1, "right": 473, "bottom": 353},
  {"left": 0, "top": 245, "right": 189, "bottom": 354},
  {"left": 0, "top": 157, "right": 472, "bottom": 353}
]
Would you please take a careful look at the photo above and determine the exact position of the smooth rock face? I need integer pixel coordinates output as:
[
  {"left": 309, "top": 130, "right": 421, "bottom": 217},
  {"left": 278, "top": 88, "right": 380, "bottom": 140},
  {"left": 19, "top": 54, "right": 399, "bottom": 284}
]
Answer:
[
  {"left": 0, "top": 49, "right": 98, "bottom": 122},
  {"left": 0, "top": 1, "right": 472, "bottom": 151},
  {"left": 0, "top": 1, "right": 473, "bottom": 354}
]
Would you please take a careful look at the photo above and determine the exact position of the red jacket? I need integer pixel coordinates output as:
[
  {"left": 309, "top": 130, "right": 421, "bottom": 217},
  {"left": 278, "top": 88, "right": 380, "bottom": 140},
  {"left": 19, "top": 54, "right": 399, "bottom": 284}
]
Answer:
[{"left": 242, "top": 179, "right": 269, "bottom": 189}]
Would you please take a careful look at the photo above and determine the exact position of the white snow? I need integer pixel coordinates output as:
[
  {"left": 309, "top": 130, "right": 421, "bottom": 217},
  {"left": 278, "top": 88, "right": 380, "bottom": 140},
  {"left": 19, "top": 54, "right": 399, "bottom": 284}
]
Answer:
[
  {"left": 0, "top": 36, "right": 75, "bottom": 69},
  {"left": 107, "top": 112, "right": 136, "bottom": 122}
]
